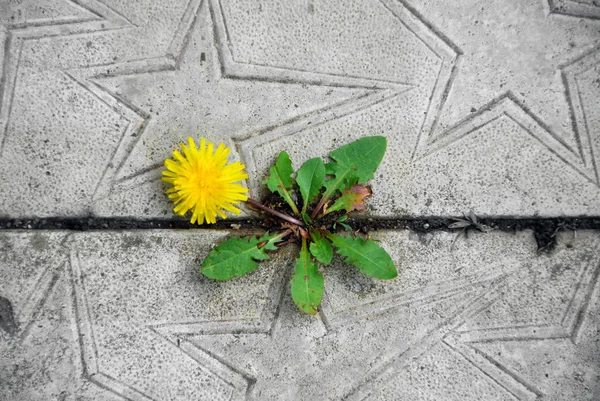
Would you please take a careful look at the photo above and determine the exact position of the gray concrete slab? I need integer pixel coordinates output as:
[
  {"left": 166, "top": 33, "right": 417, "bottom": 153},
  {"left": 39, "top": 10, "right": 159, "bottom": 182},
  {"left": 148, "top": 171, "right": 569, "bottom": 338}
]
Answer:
[
  {"left": 2, "top": 1, "right": 600, "bottom": 400},
  {"left": 1, "top": 0, "right": 600, "bottom": 218},
  {"left": 1, "top": 230, "right": 599, "bottom": 400}
]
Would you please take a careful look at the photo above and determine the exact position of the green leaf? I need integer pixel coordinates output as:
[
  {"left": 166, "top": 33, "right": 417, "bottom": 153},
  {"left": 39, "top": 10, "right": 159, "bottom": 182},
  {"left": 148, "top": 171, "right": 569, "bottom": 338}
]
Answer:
[
  {"left": 339, "top": 222, "right": 352, "bottom": 231},
  {"left": 257, "top": 231, "right": 282, "bottom": 251},
  {"left": 327, "top": 184, "right": 372, "bottom": 214},
  {"left": 327, "top": 233, "right": 397, "bottom": 280},
  {"left": 323, "top": 162, "right": 339, "bottom": 195},
  {"left": 201, "top": 232, "right": 282, "bottom": 280},
  {"left": 324, "top": 136, "right": 386, "bottom": 197},
  {"left": 309, "top": 230, "right": 333, "bottom": 265},
  {"left": 333, "top": 215, "right": 349, "bottom": 230},
  {"left": 296, "top": 157, "right": 325, "bottom": 213},
  {"left": 290, "top": 238, "right": 324, "bottom": 315},
  {"left": 263, "top": 151, "right": 300, "bottom": 215},
  {"left": 301, "top": 212, "right": 313, "bottom": 225}
]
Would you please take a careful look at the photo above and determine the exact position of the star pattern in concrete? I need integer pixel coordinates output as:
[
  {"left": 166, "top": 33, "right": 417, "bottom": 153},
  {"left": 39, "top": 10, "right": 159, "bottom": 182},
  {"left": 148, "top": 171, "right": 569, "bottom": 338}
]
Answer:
[
  {"left": 1, "top": 0, "right": 600, "bottom": 400},
  {"left": 0, "top": 0, "right": 131, "bottom": 156},
  {"left": 65, "top": 0, "right": 411, "bottom": 201},
  {"left": 411, "top": 0, "right": 600, "bottom": 184}
]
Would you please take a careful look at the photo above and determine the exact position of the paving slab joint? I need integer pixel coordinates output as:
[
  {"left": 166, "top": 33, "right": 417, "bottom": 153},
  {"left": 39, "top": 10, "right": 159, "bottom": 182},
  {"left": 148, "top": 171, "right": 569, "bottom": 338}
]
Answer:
[{"left": 1, "top": 216, "right": 599, "bottom": 252}]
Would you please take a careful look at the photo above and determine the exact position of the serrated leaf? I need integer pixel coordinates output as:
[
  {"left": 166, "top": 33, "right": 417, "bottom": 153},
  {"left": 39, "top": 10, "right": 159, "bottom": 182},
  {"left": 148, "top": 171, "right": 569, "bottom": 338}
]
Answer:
[
  {"left": 327, "top": 184, "right": 372, "bottom": 214},
  {"left": 328, "top": 233, "right": 397, "bottom": 280},
  {"left": 291, "top": 238, "right": 324, "bottom": 315},
  {"left": 325, "top": 136, "right": 386, "bottom": 196},
  {"left": 296, "top": 157, "right": 325, "bottom": 213},
  {"left": 257, "top": 232, "right": 281, "bottom": 251},
  {"left": 263, "top": 151, "right": 299, "bottom": 214},
  {"left": 309, "top": 230, "right": 333, "bottom": 265},
  {"left": 201, "top": 232, "right": 282, "bottom": 280}
]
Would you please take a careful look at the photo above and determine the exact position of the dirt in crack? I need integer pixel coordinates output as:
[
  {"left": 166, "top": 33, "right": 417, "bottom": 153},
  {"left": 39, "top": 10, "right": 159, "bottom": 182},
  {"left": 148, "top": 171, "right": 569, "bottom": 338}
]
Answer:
[
  {"left": 0, "top": 216, "right": 599, "bottom": 252},
  {"left": 345, "top": 216, "right": 600, "bottom": 252}
]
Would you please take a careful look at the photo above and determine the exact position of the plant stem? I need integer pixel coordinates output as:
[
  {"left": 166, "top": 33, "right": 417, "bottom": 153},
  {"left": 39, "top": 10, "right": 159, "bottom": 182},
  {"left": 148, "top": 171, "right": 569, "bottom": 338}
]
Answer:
[
  {"left": 275, "top": 228, "right": 294, "bottom": 242},
  {"left": 246, "top": 198, "right": 305, "bottom": 227},
  {"left": 311, "top": 189, "right": 333, "bottom": 220},
  {"left": 281, "top": 189, "right": 301, "bottom": 216}
]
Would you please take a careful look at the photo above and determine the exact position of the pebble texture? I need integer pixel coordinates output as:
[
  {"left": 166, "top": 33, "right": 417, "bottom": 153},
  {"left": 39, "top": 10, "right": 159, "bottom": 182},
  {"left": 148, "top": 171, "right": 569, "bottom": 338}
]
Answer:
[{"left": 1, "top": 0, "right": 600, "bottom": 400}]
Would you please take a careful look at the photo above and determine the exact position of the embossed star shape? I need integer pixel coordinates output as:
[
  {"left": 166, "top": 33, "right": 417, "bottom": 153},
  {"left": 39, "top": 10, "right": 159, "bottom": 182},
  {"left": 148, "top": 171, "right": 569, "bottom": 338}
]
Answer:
[
  {"left": 66, "top": 0, "right": 409, "bottom": 201},
  {"left": 67, "top": 230, "right": 525, "bottom": 400},
  {"left": 444, "top": 233, "right": 600, "bottom": 400},
  {"left": 172, "top": 289, "right": 481, "bottom": 401},
  {"left": 159, "top": 267, "right": 504, "bottom": 401},
  {"left": 413, "top": 0, "right": 600, "bottom": 183},
  {"left": 0, "top": 232, "right": 68, "bottom": 344},
  {"left": 0, "top": 0, "right": 130, "bottom": 156}
]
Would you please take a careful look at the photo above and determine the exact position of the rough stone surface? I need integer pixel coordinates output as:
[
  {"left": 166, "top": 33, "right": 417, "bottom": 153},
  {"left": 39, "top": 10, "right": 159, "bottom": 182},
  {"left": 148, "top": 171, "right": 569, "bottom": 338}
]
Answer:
[
  {"left": 1, "top": 230, "right": 599, "bottom": 400},
  {"left": 2, "top": 1, "right": 600, "bottom": 400},
  {"left": 1, "top": 0, "right": 600, "bottom": 218}
]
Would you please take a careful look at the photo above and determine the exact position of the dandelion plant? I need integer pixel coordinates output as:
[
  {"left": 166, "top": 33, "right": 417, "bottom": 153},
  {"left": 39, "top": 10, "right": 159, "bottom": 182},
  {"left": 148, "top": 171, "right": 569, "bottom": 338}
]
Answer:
[{"left": 163, "top": 136, "right": 398, "bottom": 315}]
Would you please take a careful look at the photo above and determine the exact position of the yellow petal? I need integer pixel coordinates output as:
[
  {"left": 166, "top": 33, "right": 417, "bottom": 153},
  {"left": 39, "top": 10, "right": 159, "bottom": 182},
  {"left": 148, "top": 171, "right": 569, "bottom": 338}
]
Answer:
[{"left": 162, "top": 137, "right": 249, "bottom": 225}]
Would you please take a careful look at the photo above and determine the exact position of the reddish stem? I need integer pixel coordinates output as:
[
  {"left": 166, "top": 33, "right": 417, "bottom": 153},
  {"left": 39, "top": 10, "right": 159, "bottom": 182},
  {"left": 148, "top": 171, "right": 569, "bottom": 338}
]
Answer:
[{"left": 246, "top": 198, "right": 305, "bottom": 227}]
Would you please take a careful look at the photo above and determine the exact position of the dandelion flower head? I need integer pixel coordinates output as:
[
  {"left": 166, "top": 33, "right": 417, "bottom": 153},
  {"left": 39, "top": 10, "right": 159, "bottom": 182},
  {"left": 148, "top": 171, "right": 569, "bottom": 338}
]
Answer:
[{"left": 162, "top": 137, "right": 248, "bottom": 224}]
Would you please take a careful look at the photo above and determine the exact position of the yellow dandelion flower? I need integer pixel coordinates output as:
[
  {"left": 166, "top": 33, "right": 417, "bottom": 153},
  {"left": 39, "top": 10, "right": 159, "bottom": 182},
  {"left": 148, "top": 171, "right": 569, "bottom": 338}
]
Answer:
[{"left": 162, "top": 137, "right": 248, "bottom": 224}]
